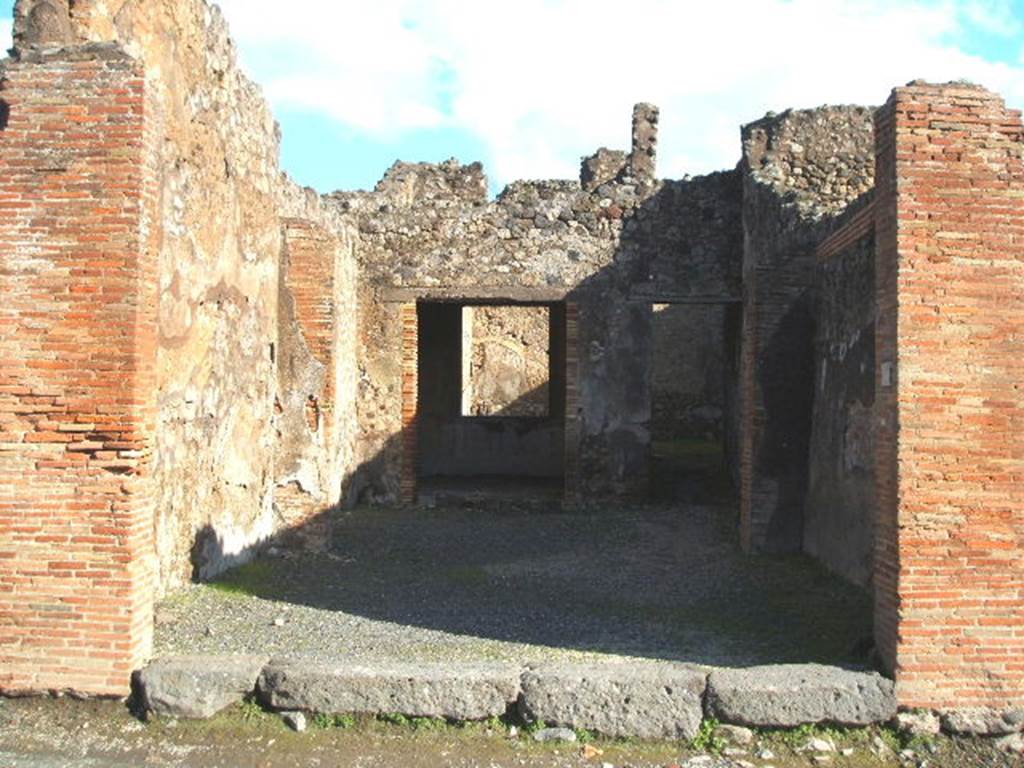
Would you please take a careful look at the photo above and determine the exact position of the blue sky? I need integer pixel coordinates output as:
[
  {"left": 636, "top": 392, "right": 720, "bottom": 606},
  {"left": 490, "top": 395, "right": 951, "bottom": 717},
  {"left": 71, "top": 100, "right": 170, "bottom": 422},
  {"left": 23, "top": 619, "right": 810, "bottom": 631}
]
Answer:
[{"left": 3, "top": 0, "right": 1023, "bottom": 194}]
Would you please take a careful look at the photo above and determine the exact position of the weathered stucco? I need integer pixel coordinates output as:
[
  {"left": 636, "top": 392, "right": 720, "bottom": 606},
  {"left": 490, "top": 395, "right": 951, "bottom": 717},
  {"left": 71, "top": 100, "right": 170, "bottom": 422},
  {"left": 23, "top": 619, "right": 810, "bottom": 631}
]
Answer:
[{"left": 10, "top": 0, "right": 362, "bottom": 590}]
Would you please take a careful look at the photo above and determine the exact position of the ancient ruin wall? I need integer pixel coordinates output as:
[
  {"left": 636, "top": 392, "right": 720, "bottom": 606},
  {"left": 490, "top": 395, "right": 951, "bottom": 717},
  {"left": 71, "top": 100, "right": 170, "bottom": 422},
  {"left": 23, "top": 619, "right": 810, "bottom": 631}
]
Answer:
[
  {"left": 273, "top": 213, "right": 359, "bottom": 549},
  {"left": 874, "top": 82, "right": 1024, "bottom": 715},
  {"left": 806, "top": 198, "right": 877, "bottom": 586},
  {"left": 739, "top": 106, "right": 875, "bottom": 553},
  {"left": 334, "top": 152, "right": 743, "bottom": 503},
  {"left": 6, "top": 0, "right": 361, "bottom": 582},
  {"left": 38, "top": 0, "right": 359, "bottom": 589}
]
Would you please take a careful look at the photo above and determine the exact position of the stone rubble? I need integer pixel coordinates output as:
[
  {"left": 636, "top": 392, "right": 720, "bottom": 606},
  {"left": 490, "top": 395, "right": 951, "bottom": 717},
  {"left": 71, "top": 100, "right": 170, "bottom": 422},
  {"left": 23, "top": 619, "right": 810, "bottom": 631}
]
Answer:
[
  {"left": 531, "top": 727, "right": 578, "bottom": 743},
  {"left": 281, "top": 710, "right": 307, "bottom": 732},
  {"left": 894, "top": 710, "right": 942, "bottom": 737}
]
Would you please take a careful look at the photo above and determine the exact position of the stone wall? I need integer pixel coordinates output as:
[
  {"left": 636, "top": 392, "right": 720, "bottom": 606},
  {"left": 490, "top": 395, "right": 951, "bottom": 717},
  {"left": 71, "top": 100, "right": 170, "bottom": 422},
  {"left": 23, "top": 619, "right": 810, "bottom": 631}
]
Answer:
[
  {"left": 806, "top": 198, "right": 877, "bottom": 586},
  {"left": 466, "top": 305, "right": 550, "bottom": 417},
  {"left": 874, "top": 82, "right": 1024, "bottom": 715},
  {"left": 273, "top": 215, "right": 359, "bottom": 550},
  {"left": 4, "top": 0, "right": 1022, "bottom": 719},
  {"left": 337, "top": 144, "right": 743, "bottom": 503},
  {"left": 739, "top": 105, "right": 875, "bottom": 553}
]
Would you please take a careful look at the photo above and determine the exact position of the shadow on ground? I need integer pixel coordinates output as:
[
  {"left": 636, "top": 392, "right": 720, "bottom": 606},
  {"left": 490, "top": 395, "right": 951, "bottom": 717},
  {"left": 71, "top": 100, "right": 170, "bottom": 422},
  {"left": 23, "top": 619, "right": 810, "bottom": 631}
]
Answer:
[{"left": 156, "top": 482, "right": 873, "bottom": 669}]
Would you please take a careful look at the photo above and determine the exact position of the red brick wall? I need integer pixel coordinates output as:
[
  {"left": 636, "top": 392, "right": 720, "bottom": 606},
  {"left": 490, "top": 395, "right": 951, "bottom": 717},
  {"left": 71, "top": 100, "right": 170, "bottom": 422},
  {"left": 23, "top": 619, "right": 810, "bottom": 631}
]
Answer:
[
  {"left": 0, "top": 48, "right": 158, "bottom": 696},
  {"left": 874, "top": 82, "right": 1024, "bottom": 711},
  {"left": 281, "top": 219, "right": 339, "bottom": 443},
  {"left": 400, "top": 303, "right": 418, "bottom": 504},
  {"left": 274, "top": 219, "right": 342, "bottom": 541}
]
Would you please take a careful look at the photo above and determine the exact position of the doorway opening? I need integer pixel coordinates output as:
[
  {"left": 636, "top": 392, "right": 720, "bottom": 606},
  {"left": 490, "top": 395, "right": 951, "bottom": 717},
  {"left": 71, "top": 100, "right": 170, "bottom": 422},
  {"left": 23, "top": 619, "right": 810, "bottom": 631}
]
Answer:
[
  {"left": 416, "top": 301, "right": 567, "bottom": 504},
  {"left": 649, "top": 302, "right": 739, "bottom": 504}
]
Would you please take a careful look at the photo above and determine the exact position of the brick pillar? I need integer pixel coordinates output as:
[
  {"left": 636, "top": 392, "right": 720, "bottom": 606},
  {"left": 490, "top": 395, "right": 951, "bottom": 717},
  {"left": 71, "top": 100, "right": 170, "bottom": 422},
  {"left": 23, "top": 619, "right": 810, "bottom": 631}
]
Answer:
[
  {"left": 0, "top": 47, "right": 158, "bottom": 696},
  {"left": 874, "top": 82, "right": 1024, "bottom": 712},
  {"left": 275, "top": 219, "right": 341, "bottom": 548},
  {"left": 400, "top": 303, "right": 418, "bottom": 504}
]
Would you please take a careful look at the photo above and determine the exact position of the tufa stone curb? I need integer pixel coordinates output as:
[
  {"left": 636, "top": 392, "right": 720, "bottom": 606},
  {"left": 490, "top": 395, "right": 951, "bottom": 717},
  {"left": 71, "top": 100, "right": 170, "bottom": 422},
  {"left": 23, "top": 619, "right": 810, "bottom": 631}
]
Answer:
[
  {"left": 256, "top": 659, "right": 522, "bottom": 721},
  {"left": 519, "top": 663, "right": 706, "bottom": 740},
  {"left": 705, "top": 664, "right": 897, "bottom": 727},
  {"left": 133, "top": 655, "right": 947, "bottom": 739}
]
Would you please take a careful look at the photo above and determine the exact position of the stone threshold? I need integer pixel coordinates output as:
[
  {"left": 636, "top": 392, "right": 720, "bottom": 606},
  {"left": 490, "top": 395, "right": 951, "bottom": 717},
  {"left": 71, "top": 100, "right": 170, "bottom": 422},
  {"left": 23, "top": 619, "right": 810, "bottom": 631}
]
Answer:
[{"left": 134, "top": 656, "right": 905, "bottom": 740}]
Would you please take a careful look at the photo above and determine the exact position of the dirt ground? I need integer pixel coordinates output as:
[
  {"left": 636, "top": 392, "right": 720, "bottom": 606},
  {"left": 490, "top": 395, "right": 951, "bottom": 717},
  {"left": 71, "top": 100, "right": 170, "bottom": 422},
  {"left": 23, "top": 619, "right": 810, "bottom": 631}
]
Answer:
[{"left": 0, "top": 697, "right": 1018, "bottom": 768}]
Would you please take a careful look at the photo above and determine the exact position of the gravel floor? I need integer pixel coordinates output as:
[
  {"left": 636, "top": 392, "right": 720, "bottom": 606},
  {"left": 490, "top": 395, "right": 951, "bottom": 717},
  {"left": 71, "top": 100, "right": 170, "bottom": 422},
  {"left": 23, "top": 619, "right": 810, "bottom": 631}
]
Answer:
[{"left": 155, "top": 501, "right": 872, "bottom": 669}]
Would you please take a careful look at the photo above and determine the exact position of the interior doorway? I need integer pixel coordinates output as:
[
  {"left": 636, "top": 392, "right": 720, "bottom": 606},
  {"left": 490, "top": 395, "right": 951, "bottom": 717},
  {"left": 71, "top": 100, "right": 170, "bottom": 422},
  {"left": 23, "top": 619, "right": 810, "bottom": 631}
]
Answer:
[
  {"left": 648, "top": 302, "right": 738, "bottom": 503},
  {"left": 416, "top": 300, "right": 567, "bottom": 503}
]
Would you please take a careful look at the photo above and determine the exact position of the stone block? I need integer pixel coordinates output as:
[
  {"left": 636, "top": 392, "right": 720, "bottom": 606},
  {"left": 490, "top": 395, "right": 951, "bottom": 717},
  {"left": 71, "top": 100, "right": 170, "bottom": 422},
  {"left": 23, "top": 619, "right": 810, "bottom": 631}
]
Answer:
[
  {"left": 705, "top": 664, "right": 896, "bottom": 727},
  {"left": 134, "top": 654, "right": 269, "bottom": 719},
  {"left": 257, "top": 659, "right": 521, "bottom": 720},
  {"left": 519, "top": 663, "right": 706, "bottom": 740}
]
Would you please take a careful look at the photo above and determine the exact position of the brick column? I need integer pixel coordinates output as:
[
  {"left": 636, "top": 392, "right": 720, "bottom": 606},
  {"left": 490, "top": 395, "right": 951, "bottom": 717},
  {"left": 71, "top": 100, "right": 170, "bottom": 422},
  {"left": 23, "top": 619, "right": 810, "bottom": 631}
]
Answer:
[
  {"left": 400, "top": 303, "right": 418, "bottom": 504},
  {"left": 0, "top": 47, "right": 159, "bottom": 696},
  {"left": 874, "top": 82, "right": 1024, "bottom": 712}
]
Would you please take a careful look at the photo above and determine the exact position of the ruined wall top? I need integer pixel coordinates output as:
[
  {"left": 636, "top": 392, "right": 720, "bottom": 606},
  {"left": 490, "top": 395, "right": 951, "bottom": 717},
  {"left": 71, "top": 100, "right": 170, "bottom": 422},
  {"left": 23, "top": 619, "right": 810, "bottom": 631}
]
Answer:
[
  {"left": 628, "top": 103, "right": 659, "bottom": 185},
  {"left": 12, "top": 0, "right": 74, "bottom": 48},
  {"left": 742, "top": 105, "right": 876, "bottom": 219},
  {"left": 370, "top": 159, "right": 489, "bottom": 207}
]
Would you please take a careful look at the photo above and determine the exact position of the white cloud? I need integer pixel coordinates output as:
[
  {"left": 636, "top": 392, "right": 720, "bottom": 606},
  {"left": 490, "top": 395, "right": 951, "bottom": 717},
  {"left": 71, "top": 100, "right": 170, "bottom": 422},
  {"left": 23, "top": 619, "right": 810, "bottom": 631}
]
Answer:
[
  {"left": 0, "top": 19, "right": 11, "bottom": 50},
  {"left": 215, "top": 0, "right": 1024, "bottom": 189},
  {"left": 958, "top": 0, "right": 1023, "bottom": 36}
]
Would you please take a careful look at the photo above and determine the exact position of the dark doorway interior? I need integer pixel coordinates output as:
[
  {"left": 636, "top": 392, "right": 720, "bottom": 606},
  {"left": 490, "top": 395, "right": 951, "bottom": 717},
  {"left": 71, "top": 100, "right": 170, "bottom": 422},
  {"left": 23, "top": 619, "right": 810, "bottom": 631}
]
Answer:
[
  {"left": 417, "top": 301, "right": 567, "bottom": 503},
  {"left": 649, "top": 302, "right": 738, "bottom": 504}
]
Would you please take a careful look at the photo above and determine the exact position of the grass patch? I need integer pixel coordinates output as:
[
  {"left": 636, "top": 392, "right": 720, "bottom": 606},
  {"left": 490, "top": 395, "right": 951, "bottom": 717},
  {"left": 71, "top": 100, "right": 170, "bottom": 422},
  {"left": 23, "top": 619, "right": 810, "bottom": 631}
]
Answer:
[
  {"left": 237, "top": 697, "right": 267, "bottom": 723},
  {"left": 313, "top": 712, "right": 358, "bottom": 730},
  {"left": 689, "top": 718, "right": 726, "bottom": 755},
  {"left": 377, "top": 713, "right": 450, "bottom": 732},
  {"left": 651, "top": 438, "right": 723, "bottom": 465},
  {"left": 207, "top": 560, "right": 277, "bottom": 598},
  {"left": 522, "top": 718, "right": 548, "bottom": 735}
]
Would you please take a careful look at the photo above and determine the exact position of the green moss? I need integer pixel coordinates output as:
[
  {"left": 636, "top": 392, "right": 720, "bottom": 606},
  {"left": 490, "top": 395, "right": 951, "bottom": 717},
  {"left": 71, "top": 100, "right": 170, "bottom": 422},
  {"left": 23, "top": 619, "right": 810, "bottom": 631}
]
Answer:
[
  {"left": 207, "top": 560, "right": 278, "bottom": 597},
  {"left": 377, "top": 713, "right": 450, "bottom": 732},
  {"left": 443, "top": 565, "right": 490, "bottom": 588},
  {"left": 313, "top": 712, "right": 358, "bottom": 729}
]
